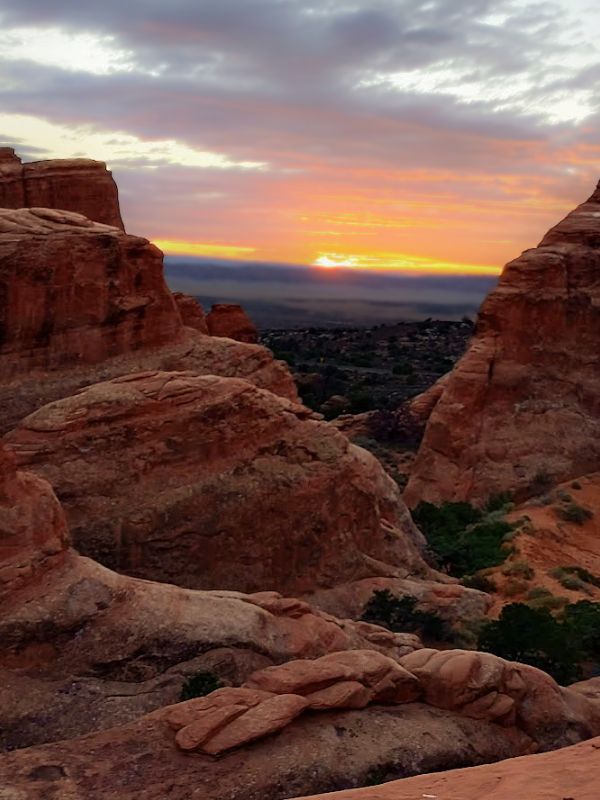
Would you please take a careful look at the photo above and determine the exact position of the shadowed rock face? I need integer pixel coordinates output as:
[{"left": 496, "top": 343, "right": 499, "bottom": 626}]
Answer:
[
  {"left": 0, "top": 208, "right": 183, "bottom": 378},
  {"left": 172, "top": 292, "right": 209, "bottom": 333},
  {"left": 207, "top": 303, "right": 259, "bottom": 343},
  {"left": 5, "top": 370, "right": 431, "bottom": 595},
  {"left": 0, "top": 149, "right": 124, "bottom": 229},
  {"left": 405, "top": 180, "right": 600, "bottom": 506}
]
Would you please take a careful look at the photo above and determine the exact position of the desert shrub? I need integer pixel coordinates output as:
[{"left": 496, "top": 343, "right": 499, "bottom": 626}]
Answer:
[
  {"left": 412, "top": 501, "right": 512, "bottom": 577},
  {"left": 392, "top": 361, "right": 414, "bottom": 376},
  {"left": 550, "top": 566, "right": 598, "bottom": 594},
  {"left": 526, "top": 587, "right": 567, "bottom": 611},
  {"left": 461, "top": 574, "right": 497, "bottom": 593},
  {"left": 479, "top": 600, "right": 600, "bottom": 682},
  {"left": 571, "top": 481, "right": 582, "bottom": 490},
  {"left": 478, "top": 604, "right": 580, "bottom": 684},
  {"left": 180, "top": 671, "right": 222, "bottom": 701},
  {"left": 361, "top": 589, "right": 449, "bottom": 641},
  {"left": 504, "top": 578, "right": 530, "bottom": 597},
  {"left": 560, "top": 601, "right": 600, "bottom": 662},
  {"left": 557, "top": 502, "right": 594, "bottom": 525},
  {"left": 485, "top": 492, "right": 513, "bottom": 513},
  {"left": 530, "top": 469, "right": 553, "bottom": 496},
  {"left": 556, "top": 489, "right": 572, "bottom": 503},
  {"left": 502, "top": 560, "right": 534, "bottom": 580}
]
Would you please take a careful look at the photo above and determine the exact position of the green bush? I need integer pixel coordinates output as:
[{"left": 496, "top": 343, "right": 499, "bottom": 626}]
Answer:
[
  {"left": 412, "top": 501, "right": 512, "bottom": 577},
  {"left": 550, "top": 566, "right": 598, "bottom": 594},
  {"left": 561, "top": 601, "right": 600, "bottom": 661},
  {"left": 461, "top": 574, "right": 497, "bottom": 593},
  {"left": 180, "top": 671, "right": 222, "bottom": 701},
  {"left": 526, "top": 587, "right": 567, "bottom": 611},
  {"left": 361, "top": 589, "right": 449, "bottom": 642},
  {"left": 479, "top": 600, "right": 600, "bottom": 683},
  {"left": 485, "top": 492, "right": 513, "bottom": 513},
  {"left": 557, "top": 503, "right": 594, "bottom": 525},
  {"left": 502, "top": 560, "right": 534, "bottom": 580},
  {"left": 478, "top": 604, "right": 580, "bottom": 684}
]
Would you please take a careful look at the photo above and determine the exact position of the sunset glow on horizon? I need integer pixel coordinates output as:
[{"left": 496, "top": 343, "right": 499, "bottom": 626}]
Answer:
[{"left": 0, "top": 1, "right": 599, "bottom": 276}]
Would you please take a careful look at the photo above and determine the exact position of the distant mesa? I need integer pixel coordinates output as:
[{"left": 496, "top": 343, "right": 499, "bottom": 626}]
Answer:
[{"left": 405, "top": 179, "right": 600, "bottom": 506}]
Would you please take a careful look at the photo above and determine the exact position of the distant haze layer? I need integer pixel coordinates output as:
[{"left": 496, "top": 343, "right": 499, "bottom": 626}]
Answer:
[{"left": 164, "top": 257, "right": 497, "bottom": 328}]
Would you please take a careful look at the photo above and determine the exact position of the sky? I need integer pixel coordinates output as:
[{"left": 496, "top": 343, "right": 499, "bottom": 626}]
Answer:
[{"left": 0, "top": 0, "right": 599, "bottom": 275}]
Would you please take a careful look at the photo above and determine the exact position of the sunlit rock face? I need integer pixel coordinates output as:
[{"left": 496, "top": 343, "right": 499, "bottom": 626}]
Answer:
[
  {"left": 0, "top": 149, "right": 124, "bottom": 229},
  {"left": 405, "top": 181, "right": 600, "bottom": 506}
]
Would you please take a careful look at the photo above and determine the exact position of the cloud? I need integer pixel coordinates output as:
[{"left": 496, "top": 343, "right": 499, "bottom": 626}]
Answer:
[{"left": 0, "top": 0, "right": 598, "bottom": 270}]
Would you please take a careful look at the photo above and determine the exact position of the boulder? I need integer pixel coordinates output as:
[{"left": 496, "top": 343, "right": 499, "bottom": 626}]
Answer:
[
  {"left": 400, "top": 648, "right": 600, "bottom": 746},
  {"left": 405, "top": 180, "right": 600, "bottom": 505},
  {"left": 0, "top": 150, "right": 124, "bottom": 229},
  {"left": 207, "top": 303, "right": 259, "bottom": 343},
  {"left": 172, "top": 292, "right": 209, "bottom": 333},
  {"left": 4, "top": 371, "right": 431, "bottom": 594}
]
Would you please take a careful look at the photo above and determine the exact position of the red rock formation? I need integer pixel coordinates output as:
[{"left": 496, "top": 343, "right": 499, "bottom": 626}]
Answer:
[
  {"left": 405, "top": 181, "right": 600, "bottom": 506},
  {"left": 4, "top": 370, "right": 431, "bottom": 595},
  {"left": 207, "top": 303, "right": 259, "bottom": 343},
  {"left": 0, "top": 444, "right": 68, "bottom": 605},
  {"left": 172, "top": 292, "right": 209, "bottom": 333},
  {"left": 0, "top": 208, "right": 297, "bottom": 430},
  {"left": 0, "top": 208, "right": 182, "bottom": 378},
  {"left": 0, "top": 449, "right": 421, "bottom": 749},
  {"left": 0, "top": 149, "right": 124, "bottom": 229},
  {"left": 1, "top": 644, "right": 599, "bottom": 799}
]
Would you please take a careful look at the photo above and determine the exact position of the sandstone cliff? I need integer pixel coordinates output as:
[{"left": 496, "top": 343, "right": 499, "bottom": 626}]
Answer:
[
  {"left": 0, "top": 148, "right": 124, "bottom": 229},
  {"left": 0, "top": 208, "right": 296, "bottom": 430},
  {"left": 4, "top": 370, "right": 431, "bottom": 595},
  {"left": 0, "top": 208, "right": 182, "bottom": 377},
  {"left": 405, "top": 181, "right": 600, "bottom": 505}
]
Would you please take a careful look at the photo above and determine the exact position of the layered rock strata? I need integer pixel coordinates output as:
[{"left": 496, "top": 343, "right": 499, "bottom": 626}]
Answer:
[
  {"left": 0, "top": 208, "right": 296, "bottom": 431},
  {"left": 0, "top": 149, "right": 124, "bottom": 229},
  {"left": 0, "top": 208, "right": 181, "bottom": 378}
]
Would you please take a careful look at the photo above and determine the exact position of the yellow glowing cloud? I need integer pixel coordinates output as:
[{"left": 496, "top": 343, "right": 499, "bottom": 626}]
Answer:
[
  {"left": 313, "top": 251, "right": 500, "bottom": 275},
  {"left": 154, "top": 240, "right": 256, "bottom": 258}
]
